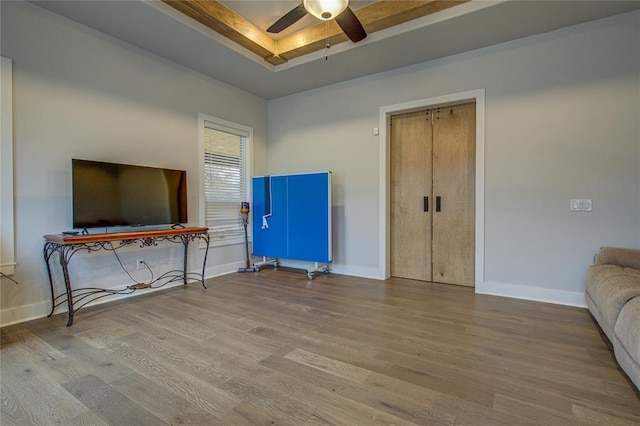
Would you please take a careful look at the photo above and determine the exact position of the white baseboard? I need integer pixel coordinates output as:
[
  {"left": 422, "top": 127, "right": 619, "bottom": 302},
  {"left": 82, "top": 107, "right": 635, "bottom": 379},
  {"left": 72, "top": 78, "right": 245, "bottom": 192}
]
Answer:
[
  {"left": 326, "top": 264, "right": 385, "bottom": 280},
  {"left": 477, "top": 280, "right": 587, "bottom": 308},
  {"left": 268, "top": 259, "right": 383, "bottom": 280},
  {"left": 205, "top": 260, "right": 248, "bottom": 277},
  {"left": 1, "top": 300, "right": 51, "bottom": 328},
  {"left": 0, "top": 261, "right": 246, "bottom": 328},
  {"left": 0, "top": 280, "right": 193, "bottom": 328},
  {"left": 1, "top": 265, "right": 588, "bottom": 328},
  {"left": 251, "top": 261, "right": 587, "bottom": 309},
  {"left": 325, "top": 268, "right": 586, "bottom": 309}
]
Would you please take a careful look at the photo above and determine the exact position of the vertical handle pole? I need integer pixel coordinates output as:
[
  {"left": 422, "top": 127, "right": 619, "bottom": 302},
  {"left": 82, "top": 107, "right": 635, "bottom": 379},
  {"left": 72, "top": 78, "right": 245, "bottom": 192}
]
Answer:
[
  {"left": 423, "top": 196, "right": 429, "bottom": 212},
  {"left": 436, "top": 196, "right": 441, "bottom": 212}
]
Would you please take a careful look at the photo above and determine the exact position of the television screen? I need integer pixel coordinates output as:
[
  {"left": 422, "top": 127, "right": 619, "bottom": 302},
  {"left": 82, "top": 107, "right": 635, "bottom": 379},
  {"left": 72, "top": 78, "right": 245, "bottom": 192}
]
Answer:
[{"left": 72, "top": 159, "right": 187, "bottom": 229}]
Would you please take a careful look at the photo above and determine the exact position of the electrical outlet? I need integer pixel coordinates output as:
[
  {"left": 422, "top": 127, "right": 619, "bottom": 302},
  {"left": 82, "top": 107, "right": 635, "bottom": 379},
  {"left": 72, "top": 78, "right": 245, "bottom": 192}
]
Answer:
[
  {"left": 570, "top": 199, "right": 592, "bottom": 212},
  {"left": 136, "top": 259, "right": 145, "bottom": 270}
]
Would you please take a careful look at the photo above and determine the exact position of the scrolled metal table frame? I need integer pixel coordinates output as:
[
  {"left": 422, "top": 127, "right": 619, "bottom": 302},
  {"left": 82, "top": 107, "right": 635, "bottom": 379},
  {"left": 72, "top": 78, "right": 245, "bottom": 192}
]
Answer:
[{"left": 43, "top": 227, "right": 210, "bottom": 326}]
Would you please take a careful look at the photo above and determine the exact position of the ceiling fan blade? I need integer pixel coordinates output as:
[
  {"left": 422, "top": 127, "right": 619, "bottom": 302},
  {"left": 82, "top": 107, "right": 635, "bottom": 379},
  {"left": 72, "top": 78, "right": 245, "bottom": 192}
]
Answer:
[
  {"left": 267, "top": 3, "right": 308, "bottom": 33},
  {"left": 335, "top": 7, "right": 366, "bottom": 43}
]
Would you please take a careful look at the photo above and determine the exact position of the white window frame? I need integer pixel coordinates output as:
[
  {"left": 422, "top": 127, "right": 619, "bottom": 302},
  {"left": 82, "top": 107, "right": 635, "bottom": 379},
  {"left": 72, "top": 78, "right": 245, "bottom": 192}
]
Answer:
[
  {"left": 1, "top": 56, "right": 15, "bottom": 277},
  {"left": 198, "top": 113, "right": 252, "bottom": 247}
]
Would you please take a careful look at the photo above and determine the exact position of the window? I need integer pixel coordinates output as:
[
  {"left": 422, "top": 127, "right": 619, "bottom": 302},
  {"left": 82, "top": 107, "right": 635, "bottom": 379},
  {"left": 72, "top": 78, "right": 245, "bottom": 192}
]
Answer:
[{"left": 199, "top": 114, "right": 252, "bottom": 246}]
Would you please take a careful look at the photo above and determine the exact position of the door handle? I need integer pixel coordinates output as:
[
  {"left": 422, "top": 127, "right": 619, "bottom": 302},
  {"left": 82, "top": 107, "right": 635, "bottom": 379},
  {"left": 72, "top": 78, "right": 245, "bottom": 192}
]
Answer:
[
  {"left": 436, "top": 196, "right": 441, "bottom": 212},
  {"left": 423, "top": 196, "right": 429, "bottom": 212}
]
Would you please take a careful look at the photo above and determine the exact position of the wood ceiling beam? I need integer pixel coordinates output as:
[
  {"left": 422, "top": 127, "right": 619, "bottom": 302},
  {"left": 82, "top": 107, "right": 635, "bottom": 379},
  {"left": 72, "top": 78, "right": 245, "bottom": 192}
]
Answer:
[
  {"left": 163, "top": 0, "right": 470, "bottom": 66},
  {"left": 360, "top": 0, "right": 470, "bottom": 33},
  {"left": 276, "top": 0, "right": 469, "bottom": 61},
  {"left": 162, "top": 0, "right": 276, "bottom": 58}
]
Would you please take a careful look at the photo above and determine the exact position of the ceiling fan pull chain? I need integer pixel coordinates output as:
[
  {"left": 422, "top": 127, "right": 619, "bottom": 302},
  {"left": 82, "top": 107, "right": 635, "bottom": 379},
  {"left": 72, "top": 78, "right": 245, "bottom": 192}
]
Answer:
[{"left": 325, "top": 21, "right": 331, "bottom": 61}]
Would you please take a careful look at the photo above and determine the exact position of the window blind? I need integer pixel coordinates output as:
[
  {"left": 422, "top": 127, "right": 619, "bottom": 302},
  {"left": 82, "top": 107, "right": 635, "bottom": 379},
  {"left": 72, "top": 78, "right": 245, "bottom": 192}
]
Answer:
[{"left": 203, "top": 122, "right": 248, "bottom": 242}]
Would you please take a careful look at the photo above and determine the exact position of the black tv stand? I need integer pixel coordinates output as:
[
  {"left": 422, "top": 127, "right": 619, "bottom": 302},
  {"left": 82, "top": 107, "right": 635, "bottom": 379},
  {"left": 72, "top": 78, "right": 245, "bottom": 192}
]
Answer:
[{"left": 43, "top": 227, "right": 209, "bottom": 326}]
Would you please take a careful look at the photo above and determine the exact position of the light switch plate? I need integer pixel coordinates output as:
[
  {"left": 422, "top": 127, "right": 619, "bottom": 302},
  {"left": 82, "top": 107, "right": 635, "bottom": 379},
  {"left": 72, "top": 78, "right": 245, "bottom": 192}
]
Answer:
[{"left": 570, "top": 199, "right": 592, "bottom": 212}]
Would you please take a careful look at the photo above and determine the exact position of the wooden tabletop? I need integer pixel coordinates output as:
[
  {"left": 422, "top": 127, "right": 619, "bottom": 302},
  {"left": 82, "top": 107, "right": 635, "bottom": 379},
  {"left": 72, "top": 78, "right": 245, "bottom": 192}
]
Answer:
[{"left": 43, "top": 227, "right": 209, "bottom": 245}]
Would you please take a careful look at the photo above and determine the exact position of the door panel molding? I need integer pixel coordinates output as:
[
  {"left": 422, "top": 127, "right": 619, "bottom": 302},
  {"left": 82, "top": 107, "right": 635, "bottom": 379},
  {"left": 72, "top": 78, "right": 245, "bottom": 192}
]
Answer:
[
  {"left": 379, "top": 89, "right": 485, "bottom": 288},
  {"left": 431, "top": 102, "right": 476, "bottom": 286},
  {"left": 390, "top": 110, "right": 433, "bottom": 281}
]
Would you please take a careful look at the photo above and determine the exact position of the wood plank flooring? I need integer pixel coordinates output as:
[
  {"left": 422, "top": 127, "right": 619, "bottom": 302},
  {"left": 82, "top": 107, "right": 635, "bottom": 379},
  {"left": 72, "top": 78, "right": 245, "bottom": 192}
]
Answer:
[{"left": 1, "top": 270, "right": 639, "bottom": 425}]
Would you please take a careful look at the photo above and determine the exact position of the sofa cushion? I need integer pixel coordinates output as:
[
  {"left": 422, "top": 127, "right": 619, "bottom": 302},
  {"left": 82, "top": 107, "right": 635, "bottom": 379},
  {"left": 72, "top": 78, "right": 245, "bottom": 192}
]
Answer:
[
  {"left": 613, "top": 296, "right": 640, "bottom": 390},
  {"left": 585, "top": 264, "right": 640, "bottom": 342},
  {"left": 595, "top": 247, "right": 640, "bottom": 269}
]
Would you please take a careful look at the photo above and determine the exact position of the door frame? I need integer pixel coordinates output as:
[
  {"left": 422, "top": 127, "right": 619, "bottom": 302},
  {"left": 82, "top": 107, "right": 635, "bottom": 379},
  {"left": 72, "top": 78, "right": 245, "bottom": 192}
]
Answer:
[{"left": 378, "top": 89, "right": 485, "bottom": 287}]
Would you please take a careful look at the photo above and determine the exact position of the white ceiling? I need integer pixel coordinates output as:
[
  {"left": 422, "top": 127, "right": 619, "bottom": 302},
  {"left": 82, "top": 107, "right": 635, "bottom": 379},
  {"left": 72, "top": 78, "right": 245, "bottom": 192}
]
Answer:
[{"left": 29, "top": 0, "right": 640, "bottom": 100}]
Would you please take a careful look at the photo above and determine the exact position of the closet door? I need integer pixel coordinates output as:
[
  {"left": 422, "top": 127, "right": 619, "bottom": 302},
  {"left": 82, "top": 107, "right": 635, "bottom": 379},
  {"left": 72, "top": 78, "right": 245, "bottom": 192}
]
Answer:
[
  {"left": 390, "top": 110, "right": 432, "bottom": 281},
  {"left": 431, "top": 103, "right": 476, "bottom": 286}
]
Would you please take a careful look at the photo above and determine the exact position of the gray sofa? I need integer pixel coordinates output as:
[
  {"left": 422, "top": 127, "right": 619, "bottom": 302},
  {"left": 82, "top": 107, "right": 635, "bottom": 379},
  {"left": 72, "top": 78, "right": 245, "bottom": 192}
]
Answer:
[{"left": 585, "top": 247, "right": 640, "bottom": 390}]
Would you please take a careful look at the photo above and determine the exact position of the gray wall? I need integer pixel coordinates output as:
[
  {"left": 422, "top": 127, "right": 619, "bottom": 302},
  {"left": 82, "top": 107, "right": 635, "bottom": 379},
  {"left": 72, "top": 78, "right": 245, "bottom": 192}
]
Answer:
[
  {"left": 268, "top": 11, "right": 640, "bottom": 305},
  {"left": 2, "top": 2, "right": 638, "bottom": 326},
  {"left": 0, "top": 2, "right": 268, "bottom": 325}
]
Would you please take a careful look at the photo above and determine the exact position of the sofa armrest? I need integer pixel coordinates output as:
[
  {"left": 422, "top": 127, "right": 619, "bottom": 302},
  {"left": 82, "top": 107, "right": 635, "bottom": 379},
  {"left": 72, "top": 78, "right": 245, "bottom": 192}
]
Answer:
[{"left": 594, "top": 247, "right": 640, "bottom": 269}]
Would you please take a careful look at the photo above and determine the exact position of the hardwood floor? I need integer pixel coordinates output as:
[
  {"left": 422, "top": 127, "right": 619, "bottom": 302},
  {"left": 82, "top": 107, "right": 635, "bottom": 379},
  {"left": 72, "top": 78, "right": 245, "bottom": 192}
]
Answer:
[{"left": 1, "top": 270, "right": 639, "bottom": 425}]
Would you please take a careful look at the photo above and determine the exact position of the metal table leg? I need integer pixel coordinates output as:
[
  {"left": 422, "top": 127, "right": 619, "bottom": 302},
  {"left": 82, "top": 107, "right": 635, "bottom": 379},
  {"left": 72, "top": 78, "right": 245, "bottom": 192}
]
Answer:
[
  {"left": 200, "top": 233, "right": 210, "bottom": 289},
  {"left": 43, "top": 242, "right": 58, "bottom": 317},
  {"left": 59, "top": 246, "right": 75, "bottom": 326}
]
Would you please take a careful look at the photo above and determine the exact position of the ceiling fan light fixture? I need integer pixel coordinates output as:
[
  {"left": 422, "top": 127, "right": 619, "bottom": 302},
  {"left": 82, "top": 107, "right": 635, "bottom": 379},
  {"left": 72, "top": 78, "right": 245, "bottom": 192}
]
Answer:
[{"left": 303, "top": 0, "right": 349, "bottom": 21}]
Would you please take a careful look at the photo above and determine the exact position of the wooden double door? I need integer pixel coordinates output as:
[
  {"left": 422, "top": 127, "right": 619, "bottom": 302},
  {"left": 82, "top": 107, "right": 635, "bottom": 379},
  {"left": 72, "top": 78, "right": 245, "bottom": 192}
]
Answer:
[{"left": 390, "top": 102, "right": 475, "bottom": 286}]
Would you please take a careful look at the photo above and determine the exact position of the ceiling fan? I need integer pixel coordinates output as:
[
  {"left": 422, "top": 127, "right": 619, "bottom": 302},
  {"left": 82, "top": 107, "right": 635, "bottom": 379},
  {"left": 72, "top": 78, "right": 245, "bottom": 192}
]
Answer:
[{"left": 267, "top": 0, "right": 367, "bottom": 43}]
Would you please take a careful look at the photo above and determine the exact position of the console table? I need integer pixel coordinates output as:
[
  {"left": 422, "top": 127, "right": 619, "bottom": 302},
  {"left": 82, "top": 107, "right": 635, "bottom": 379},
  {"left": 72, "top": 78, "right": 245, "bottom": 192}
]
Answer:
[{"left": 43, "top": 227, "right": 209, "bottom": 326}]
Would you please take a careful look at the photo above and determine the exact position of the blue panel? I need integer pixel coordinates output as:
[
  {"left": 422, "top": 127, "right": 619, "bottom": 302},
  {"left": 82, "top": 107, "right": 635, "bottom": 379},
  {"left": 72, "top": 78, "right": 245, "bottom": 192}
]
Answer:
[
  {"left": 252, "top": 176, "right": 287, "bottom": 258},
  {"left": 252, "top": 172, "right": 331, "bottom": 264},
  {"left": 287, "top": 173, "right": 330, "bottom": 262},
  {"left": 251, "top": 177, "right": 267, "bottom": 255}
]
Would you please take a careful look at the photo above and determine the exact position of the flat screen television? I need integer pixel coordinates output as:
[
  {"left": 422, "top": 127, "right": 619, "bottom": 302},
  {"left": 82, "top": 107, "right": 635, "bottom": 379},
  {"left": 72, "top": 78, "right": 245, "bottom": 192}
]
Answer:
[{"left": 72, "top": 159, "right": 187, "bottom": 229}]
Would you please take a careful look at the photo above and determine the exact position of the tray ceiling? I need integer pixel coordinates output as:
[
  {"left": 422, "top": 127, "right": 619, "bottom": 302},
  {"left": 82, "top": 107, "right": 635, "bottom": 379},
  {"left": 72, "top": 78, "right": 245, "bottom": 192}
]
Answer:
[
  {"left": 162, "top": 1, "right": 469, "bottom": 65},
  {"left": 27, "top": 1, "right": 640, "bottom": 99}
]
